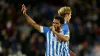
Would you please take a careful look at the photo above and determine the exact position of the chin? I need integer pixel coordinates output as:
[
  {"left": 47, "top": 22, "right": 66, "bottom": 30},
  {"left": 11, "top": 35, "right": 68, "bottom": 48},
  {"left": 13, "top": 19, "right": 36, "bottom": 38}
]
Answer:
[
  {"left": 57, "top": 30, "right": 60, "bottom": 32},
  {"left": 56, "top": 29, "right": 60, "bottom": 32}
]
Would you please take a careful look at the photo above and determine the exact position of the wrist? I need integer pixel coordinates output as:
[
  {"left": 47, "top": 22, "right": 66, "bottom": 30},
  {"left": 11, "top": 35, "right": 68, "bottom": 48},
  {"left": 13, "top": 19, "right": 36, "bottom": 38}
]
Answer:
[{"left": 24, "top": 13, "right": 27, "bottom": 16}]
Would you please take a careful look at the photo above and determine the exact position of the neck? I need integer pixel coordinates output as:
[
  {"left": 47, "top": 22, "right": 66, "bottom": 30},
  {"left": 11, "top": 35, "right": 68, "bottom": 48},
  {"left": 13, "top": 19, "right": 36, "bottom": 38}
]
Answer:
[
  {"left": 64, "top": 20, "right": 69, "bottom": 23},
  {"left": 64, "top": 18, "right": 69, "bottom": 23}
]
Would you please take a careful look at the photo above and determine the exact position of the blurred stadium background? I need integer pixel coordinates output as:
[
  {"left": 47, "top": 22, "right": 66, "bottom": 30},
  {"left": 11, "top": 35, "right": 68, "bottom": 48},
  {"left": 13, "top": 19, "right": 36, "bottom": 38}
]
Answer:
[{"left": 0, "top": 0, "right": 100, "bottom": 56}]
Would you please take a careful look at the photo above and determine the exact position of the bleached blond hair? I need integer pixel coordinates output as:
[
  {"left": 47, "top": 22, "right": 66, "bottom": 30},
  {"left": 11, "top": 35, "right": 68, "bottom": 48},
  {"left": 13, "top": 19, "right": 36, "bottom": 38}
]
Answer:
[{"left": 58, "top": 6, "right": 72, "bottom": 17}]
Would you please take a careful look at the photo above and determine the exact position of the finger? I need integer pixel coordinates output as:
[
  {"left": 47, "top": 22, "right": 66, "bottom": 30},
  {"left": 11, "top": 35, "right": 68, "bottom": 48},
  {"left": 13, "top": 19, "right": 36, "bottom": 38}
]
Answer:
[
  {"left": 21, "top": 7, "right": 24, "bottom": 11},
  {"left": 22, "top": 4, "right": 24, "bottom": 7},
  {"left": 22, "top": 5, "right": 26, "bottom": 11},
  {"left": 21, "top": 6, "right": 23, "bottom": 11},
  {"left": 22, "top": 5, "right": 26, "bottom": 10},
  {"left": 23, "top": 4, "right": 25, "bottom": 8},
  {"left": 22, "top": 4, "right": 25, "bottom": 9}
]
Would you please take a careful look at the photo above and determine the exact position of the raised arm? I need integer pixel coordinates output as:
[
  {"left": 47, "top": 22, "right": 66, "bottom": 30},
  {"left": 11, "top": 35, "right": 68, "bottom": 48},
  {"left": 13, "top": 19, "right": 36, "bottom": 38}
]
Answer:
[
  {"left": 53, "top": 31, "right": 69, "bottom": 42},
  {"left": 21, "top": 4, "right": 41, "bottom": 32}
]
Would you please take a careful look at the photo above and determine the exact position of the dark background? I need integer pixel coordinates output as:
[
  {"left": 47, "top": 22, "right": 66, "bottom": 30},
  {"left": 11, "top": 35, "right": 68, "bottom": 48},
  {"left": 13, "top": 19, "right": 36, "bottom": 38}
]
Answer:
[{"left": 0, "top": 0, "right": 100, "bottom": 56}]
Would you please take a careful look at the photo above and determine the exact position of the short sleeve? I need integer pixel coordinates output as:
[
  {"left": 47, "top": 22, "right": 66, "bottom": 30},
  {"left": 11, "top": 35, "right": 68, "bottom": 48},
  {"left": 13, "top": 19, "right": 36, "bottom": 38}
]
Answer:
[
  {"left": 62, "top": 23, "right": 70, "bottom": 38},
  {"left": 62, "top": 23, "right": 68, "bottom": 31},
  {"left": 40, "top": 26, "right": 50, "bottom": 34},
  {"left": 64, "top": 30, "right": 70, "bottom": 38}
]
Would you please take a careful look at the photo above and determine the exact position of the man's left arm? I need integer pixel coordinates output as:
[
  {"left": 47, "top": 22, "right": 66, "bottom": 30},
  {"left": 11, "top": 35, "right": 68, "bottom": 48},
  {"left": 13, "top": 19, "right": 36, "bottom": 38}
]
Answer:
[
  {"left": 53, "top": 31, "right": 69, "bottom": 42},
  {"left": 51, "top": 26, "right": 69, "bottom": 42}
]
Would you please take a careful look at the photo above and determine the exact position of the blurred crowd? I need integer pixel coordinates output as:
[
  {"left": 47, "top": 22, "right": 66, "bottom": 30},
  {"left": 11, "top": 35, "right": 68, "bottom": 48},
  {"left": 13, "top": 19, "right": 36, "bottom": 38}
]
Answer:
[{"left": 0, "top": 0, "right": 100, "bottom": 56}]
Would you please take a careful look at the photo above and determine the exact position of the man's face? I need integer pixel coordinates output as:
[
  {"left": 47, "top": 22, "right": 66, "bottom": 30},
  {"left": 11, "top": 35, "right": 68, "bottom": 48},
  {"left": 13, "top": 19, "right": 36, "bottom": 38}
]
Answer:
[
  {"left": 65, "top": 13, "right": 71, "bottom": 22},
  {"left": 52, "top": 19, "right": 62, "bottom": 31}
]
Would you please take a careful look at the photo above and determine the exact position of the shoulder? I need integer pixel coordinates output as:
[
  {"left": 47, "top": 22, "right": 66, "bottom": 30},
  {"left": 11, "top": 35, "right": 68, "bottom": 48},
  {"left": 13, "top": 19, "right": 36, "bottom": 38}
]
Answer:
[{"left": 62, "top": 23, "right": 69, "bottom": 30}]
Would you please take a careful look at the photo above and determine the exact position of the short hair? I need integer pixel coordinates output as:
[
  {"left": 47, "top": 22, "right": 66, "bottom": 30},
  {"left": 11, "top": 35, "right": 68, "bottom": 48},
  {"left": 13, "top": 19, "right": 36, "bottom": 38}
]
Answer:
[
  {"left": 54, "top": 15, "right": 64, "bottom": 24},
  {"left": 58, "top": 6, "right": 72, "bottom": 17}
]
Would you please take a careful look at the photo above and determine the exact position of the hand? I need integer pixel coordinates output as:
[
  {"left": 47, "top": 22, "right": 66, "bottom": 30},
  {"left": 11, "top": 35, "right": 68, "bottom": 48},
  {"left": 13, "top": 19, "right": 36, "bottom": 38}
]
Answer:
[
  {"left": 50, "top": 26, "right": 56, "bottom": 33},
  {"left": 21, "top": 4, "right": 27, "bottom": 15}
]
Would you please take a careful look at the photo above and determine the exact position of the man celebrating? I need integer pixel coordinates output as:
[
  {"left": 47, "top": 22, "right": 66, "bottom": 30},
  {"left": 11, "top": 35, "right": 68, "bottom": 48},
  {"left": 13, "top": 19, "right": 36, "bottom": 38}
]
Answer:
[{"left": 21, "top": 4, "right": 70, "bottom": 56}]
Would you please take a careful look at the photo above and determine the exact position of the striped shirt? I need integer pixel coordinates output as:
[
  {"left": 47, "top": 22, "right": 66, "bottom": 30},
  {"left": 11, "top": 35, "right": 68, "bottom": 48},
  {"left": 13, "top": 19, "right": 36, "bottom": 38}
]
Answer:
[
  {"left": 40, "top": 25, "right": 68, "bottom": 56},
  {"left": 61, "top": 22, "right": 70, "bottom": 56}
]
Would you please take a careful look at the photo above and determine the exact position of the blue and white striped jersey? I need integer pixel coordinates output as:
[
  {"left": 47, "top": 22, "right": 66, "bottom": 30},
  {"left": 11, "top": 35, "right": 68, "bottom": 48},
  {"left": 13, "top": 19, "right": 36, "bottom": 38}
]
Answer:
[
  {"left": 61, "top": 22, "right": 70, "bottom": 56},
  {"left": 40, "top": 25, "right": 68, "bottom": 56}
]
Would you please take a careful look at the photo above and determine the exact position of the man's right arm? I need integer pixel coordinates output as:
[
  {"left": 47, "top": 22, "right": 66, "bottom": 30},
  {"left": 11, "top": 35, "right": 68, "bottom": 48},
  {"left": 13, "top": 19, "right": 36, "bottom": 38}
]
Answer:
[
  {"left": 22, "top": 4, "right": 41, "bottom": 32},
  {"left": 24, "top": 13, "right": 41, "bottom": 32}
]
